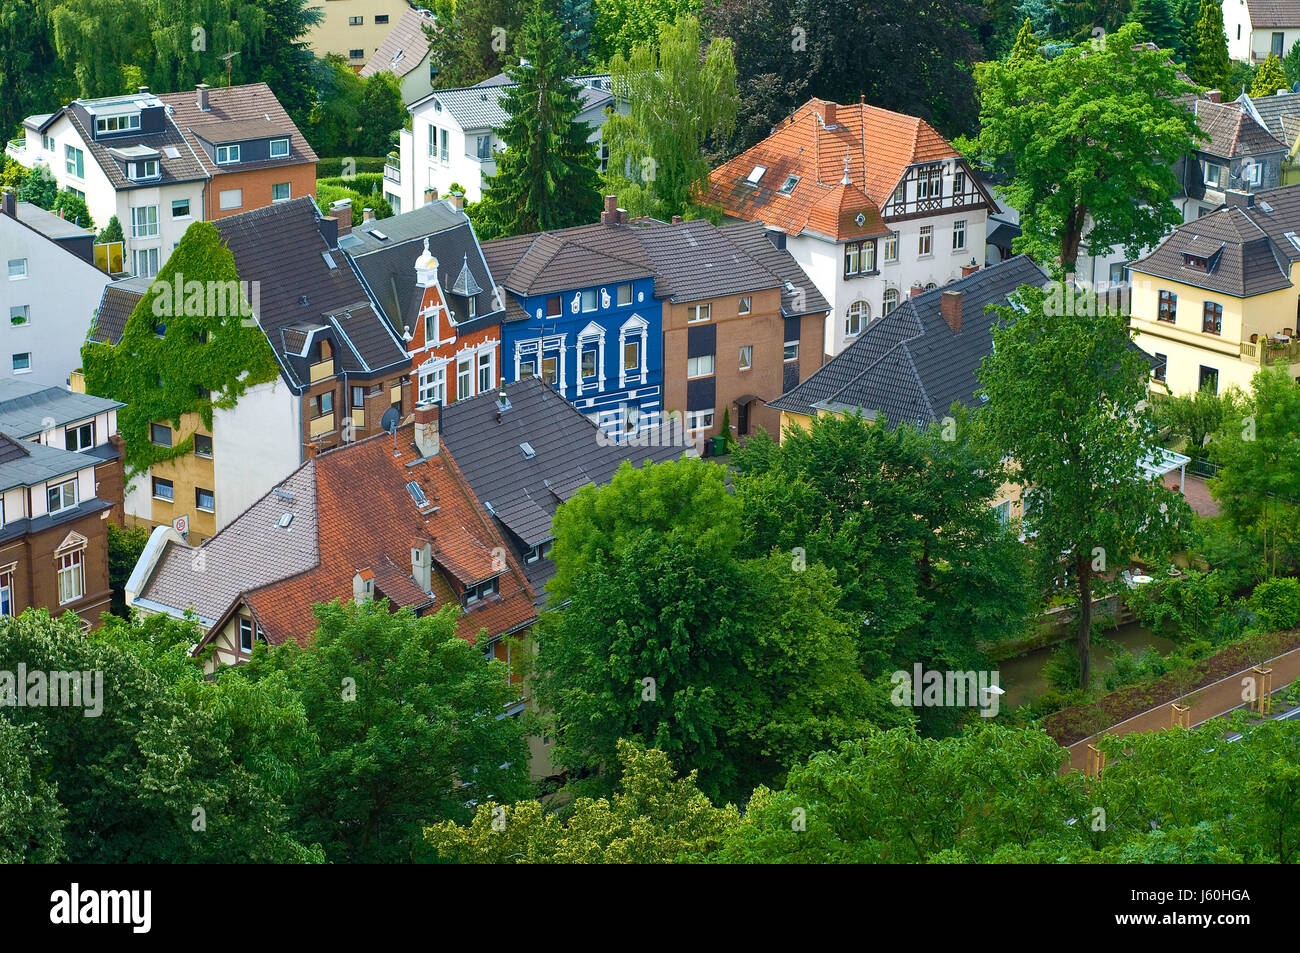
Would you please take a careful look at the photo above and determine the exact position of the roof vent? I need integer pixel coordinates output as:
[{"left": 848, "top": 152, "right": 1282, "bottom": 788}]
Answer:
[
  {"left": 278, "top": 512, "right": 293, "bottom": 528},
  {"left": 299, "top": 294, "right": 309, "bottom": 306},
  {"left": 273, "top": 488, "right": 295, "bottom": 502},
  {"left": 519, "top": 441, "right": 536, "bottom": 459}
]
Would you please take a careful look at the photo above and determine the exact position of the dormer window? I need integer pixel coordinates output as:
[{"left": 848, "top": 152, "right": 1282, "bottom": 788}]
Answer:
[
  {"left": 269, "top": 138, "right": 289, "bottom": 158},
  {"left": 128, "top": 159, "right": 159, "bottom": 180},
  {"left": 96, "top": 114, "right": 140, "bottom": 135},
  {"left": 465, "top": 575, "right": 499, "bottom": 605},
  {"left": 1183, "top": 254, "right": 1208, "bottom": 269},
  {"left": 216, "top": 144, "right": 240, "bottom": 164},
  {"left": 778, "top": 174, "right": 800, "bottom": 195}
]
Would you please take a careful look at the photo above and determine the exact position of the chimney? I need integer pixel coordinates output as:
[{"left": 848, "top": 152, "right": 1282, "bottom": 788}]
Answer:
[
  {"left": 414, "top": 400, "right": 440, "bottom": 457},
  {"left": 446, "top": 192, "right": 464, "bottom": 211},
  {"left": 353, "top": 568, "right": 375, "bottom": 603},
  {"left": 1225, "top": 189, "right": 1255, "bottom": 208},
  {"left": 424, "top": 187, "right": 437, "bottom": 205},
  {"left": 960, "top": 260, "right": 980, "bottom": 278},
  {"left": 329, "top": 198, "right": 352, "bottom": 236},
  {"left": 137, "top": 85, "right": 150, "bottom": 95},
  {"left": 671, "top": 215, "right": 683, "bottom": 224},
  {"left": 1, "top": 188, "right": 15, "bottom": 219},
  {"left": 909, "top": 284, "right": 925, "bottom": 298},
  {"left": 1205, "top": 89, "right": 1222, "bottom": 103},
  {"left": 601, "top": 194, "right": 618, "bottom": 224},
  {"left": 317, "top": 214, "right": 339, "bottom": 249},
  {"left": 410, "top": 540, "right": 433, "bottom": 594},
  {"left": 363, "top": 207, "right": 376, "bottom": 222},
  {"left": 824, "top": 102, "right": 837, "bottom": 126},
  {"left": 941, "top": 291, "right": 963, "bottom": 333},
  {"left": 196, "top": 83, "right": 210, "bottom": 111}
]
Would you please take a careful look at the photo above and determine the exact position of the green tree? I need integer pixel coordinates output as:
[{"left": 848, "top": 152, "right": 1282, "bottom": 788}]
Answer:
[
  {"left": 303, "top": 54, "right": 366, "bottom": 156},
  {"left": 557, "top": 0, "right": 596, "bottom": 62},
  {"left": 0, "top": 0, "right": 65, "bottom": 144},
  {"left": 1283, "top": 38, "right": 1300, "bottom": 88},
  {"left": 1128, "top": 0, "right": 1184, "bottom": 51},
  {"left": 975, "top": 287, "right": 1191, "bottom": 688},
  {"left": 96, "top": 214, "right": 124, "bottom": 246},
  {"left": 1153, "top": 383, "right": 1238, "bottom": 453},
  {"left": 604, "top": 15, "right": 737, "bottom": 219},
  {"left": 16, "top": 161, "right": 56, "bottom": 208},
  {"left": 429, "top": 0, "right": 525, "bottom": 88},
  {"left": 52, "top": 188, "right": 93, "bottom": 231},
  {"left": 593, "top": 0, "right": 700, "bottom": 61},
  {"left": 970, "top": 22, "right": 1199, "bottom": 272},
  {"left": 1210, "top": 364, "right": 1300, "bottom": 576},
  {"left": 1007, "top": 17, "right": 1041, "bottom": 63},
  {"left": 355, "top": 71, "right": 406, "bottom": 156},
  {"left": 0, "top": 718, "right": 66, "bottom": 863},
  {"left": 471, "top": 0, "right": 603, "bottom": 239},
  {"left": 426, "top": 741, "right": 739, "bottom": 862},
  {"left": 1187, "top": 0, "right": 1231, "bottom": 92},
  {"left": 245, "top": 599, "right": 535, "bottom": 863},
  {"left": 1252, "top": 52, "right": 1289, "bottom": 96}
]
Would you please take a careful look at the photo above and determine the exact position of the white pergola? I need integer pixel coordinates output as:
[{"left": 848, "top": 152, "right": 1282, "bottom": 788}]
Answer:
[{"left": 1138, "top": 447, "right": 1190, "bottom": 487}]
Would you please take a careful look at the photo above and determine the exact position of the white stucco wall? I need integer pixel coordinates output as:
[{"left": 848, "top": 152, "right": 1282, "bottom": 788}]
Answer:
[{"left": 211, "top": 376, "right": 301, "bottom": 529}]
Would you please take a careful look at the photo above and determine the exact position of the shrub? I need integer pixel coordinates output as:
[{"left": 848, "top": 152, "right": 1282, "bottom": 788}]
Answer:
[
  {"left": 1126, "top": 570, "right": 1227, "bottom": 642},
  {"left": 1042, "top": 642, "right": 1080, "bottom": 692},
  {"left": 315, "top": 156, "right": 389, "bottom": 177},
  {"left": 1250, "top": 577, "right": 1300, "bottom": 632},
  {"left": 316, "top": 183, "right": 392, "bottom": 225},
  {"left": 317, "top": 172, "right": 385, "bottom": 194}
]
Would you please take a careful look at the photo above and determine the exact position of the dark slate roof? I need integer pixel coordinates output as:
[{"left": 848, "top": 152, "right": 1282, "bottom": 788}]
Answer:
[
  {"left": 159, "top": 82, "right": 317, "bottom": 175},
  {"left": 1128, "top": 197, "right": 1296, "bottom": 297},
  {"left": 1242, "top": 90, "right": 1300, "bottom": 143},
  {"left": 0, "top": 379, "right": 122, "bottom": 437},
  {"left": 89, "top": 275, "right": 152, "bottom": 345},
  {"left": 718, "top": 220, "right": 832, "bottom": 316},
  {"left": 630, "top": 218, "right": 781, "bottom": 303},
  {"left": 63, "top": 102, "right": 207, "bottom": 190},
  {"left": 440, "top": 377, "right": 686, "bottom": 598},
  {"left": 360, "top": 7, "right": 437, "bottom": 78},
  {"left": 214, "top": 198, "right": 409, "bottom": 388},
  {"left": 1192, "top": 97, "right": 1287, "bottom": 159},
  {"left": 0, "top": 432, "right": 97, "bottom": 492},
  {"left": 1245, "top": 0, "right": 1300, "bottom": 28},
  {"left": 483, "top": 223, "right": 654, "bottom": 298},
  {"left": 769, "top": 255, "right": 1050, "bottom": 425},
  {"left": 345, "top": 202, "right": 502, "bottom": 337}
]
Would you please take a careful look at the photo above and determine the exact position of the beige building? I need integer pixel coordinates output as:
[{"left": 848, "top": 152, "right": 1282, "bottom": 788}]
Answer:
[{"left": 306, "top": 0, "right": 416, "bottom": 69}]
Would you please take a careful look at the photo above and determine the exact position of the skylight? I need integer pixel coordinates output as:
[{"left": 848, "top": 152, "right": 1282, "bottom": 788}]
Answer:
[
  {"left": 745, "top": 165, "right": 767, "bottom": 186},
  {"left": 520, "top": 441, "right": 536, "bottom": 459},
  {"left": 1286, "top": 231, "right": 1300, "bottom": 252},
  {"left": 322, "top": 251, "right": 337, "bottom": 270},
  {"left": 278, "top": 513, "right": 293, "bottom": 528},
  {"left": 407, "top": 480, "right": 429, "bottom": 507},
  {"left": 369, "top": 230, "right": 389, "bottom": 242},
  {"left": 778, "top": 174, "right": 800, "bottom": 195}
]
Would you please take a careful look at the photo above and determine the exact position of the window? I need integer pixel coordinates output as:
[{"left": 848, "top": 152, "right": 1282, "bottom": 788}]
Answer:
[
  {"left": 778, "top": 174, "right": 800, "bottom": 195},
  {"left": 623, "top": 340, "right": 640, "bottom": 372},
  {"left": 65, "top": 422, "right": 94, "bottom": 452},
  {"left": 427, "top": 124, "right": 435, "bottom": 158},
  {"left": 65, "top": 145, "right": 84, "bottom": 178},
  {"left": 270, "top": 138, "right": 290, "bottom": 158},
  {"left": 745, "top": 165, "right": 767, "bottom": 185},
  {"left": 239, "top": 618, "right": 254, "bottom": 653},
  {"left": 1273, "top": 31, "right": 1285, "bottom": 56},
  {"left": 196, "top": 487, "right": 215, "bottom": 512},
  {"left": 375, "top": 13, "right": 389, "bottom": 23},
  {"left": 130, "top": 205, "right": 159, "bottom": 238},
  {"left": 351, "top": 386, "right": 365, "bottom": 408},
  {"left": 738, "top": 296, "right": 751, "bottom": 315},
  {"left": 686, "top": 409, "right": 714, "bottom": 434},
  {"left": 150, "top": 423, "right": 172, "bottom": 447},
  {"left": 7, "top": 258, "right": 27, "bottom": 279},
  {"left": 541, "top": 355, "right": 558, "bottom": 385},
  {"left": 43, "top": 135, "right": 53, "bottom": 152},
  {"left": 171, "top": 198, "right": 191, "bottom": 218},
  {"left": 271, "top": 182, "right": 290, "bottom": 201},
  {"left": 349, "top": 15, "right": 363, "bottom": 25},
  {"left": 784, "top": 341, "right": 799, "bottom": 362},
  {"left": 1205, "top": 162, "right": 1223, "bottom": 188},
  {"left": 194, "top": 433, "right": 213, "bottom": 458},
  {"left": 993, "top": 499, "right": 1011, "bottom": 529},
  {"left": 218, "top": 189, "right": 242, "bottom": 210},
  {"left": 95, "top": 114, "right": 140, "bottom": 134},
  {"left": 457, "top": 355, "right": 473, "bottom": 398},
  {"left": 310, "top": 391, "right": 334, "bottom": 418},
  {"left": 477, "top": 350, "right": 493, "bottom": 392},
  {"left": 1199, "top": 365, "right": 1219, "bottom": 394},
  {"left": 919, "top": 165, "right": 943, "bottom": 199},
  {"left": 845, "top": 300, "right": 870, "bottom": 337},
  {"left": 546, "top": 295, "right": 562, "bottom": 318},
  {"left": 686, "top": 354, "right": 714, "bottom": 378},
  {"left": 216, "top": 144, "right": 241, "bottom": 164},
  {"left": 1247, "top": 161, "right": 1262, "bottom": 186},
  {"left": 419, "top": 363, "right": 445, "bottom": 403},
  {"left": 883, "top": 288, "right": 899, "bottom": 315},
  {"left": 687, "top": 303, "right": 711, "bottom": 323},
  {"left": 47, "top": 479, "right": 77, "bottom": 514},
  {"left": 581, "top": 289, "right": 598, "bottom": 312},
  {"left": 57, "top": 550, "right": 83, "bottom": 604},
  {"left": 128, "top": 159, "right": 159, "bottom": 180},
  {"left": 12, "top": 352, "right": 31, "bottom": 373},
  {"left": 739, "top": 345, "right": 753, "bottom": 370},
  {"left": 0, "top": 570, "right": 11, "bottom": 617},
  {"left": 1158, "top": 290, "right": 1177, "bottom": 323},
  {"left": 476, "top": 135, "right": 492, "bottom": 160},
  {"left": 1152, "top": 352, "right": 1168, "bottom": 383},
  {"left": 954, "top": 169, "right": 966, "bottom": 195},
  {"left": 581, "top": 348, "right": 597, "bottom": 378},
  {"left": 10, "top": 305, "right": 29, "bottom": 326},
  {"left": 465, "top": 576, "right": 499, "bottom": 605},
  {"left": 525, "top": 540, "right": 553, "bottom": 564},
  {"left": 882, "top": 232, "right": 899, "bottom": 263},
  {"left": 844, "top": 240, "right": 876, "bottom": 277},
  {"left": 617, "top": 283, "right": 632, "bottom": 306},
  {"left": 132, "top": 247, "right": 159, "bottom": 278},
  {"left": 1202, "top": 301, "right": 1223, "bottom": 335},
  {"left": 439, "top": 128, "right": 449, "bottom": 163},
  {"left": 918, "top": 225, "right": 933, "bottom": 256},
  {"left": 952, "top": 219, "right": 966, "bottom": 251}
]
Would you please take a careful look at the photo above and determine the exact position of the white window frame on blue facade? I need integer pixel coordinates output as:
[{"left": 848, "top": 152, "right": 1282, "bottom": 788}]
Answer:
[
  {"left": 618, "top": 314, "right": 648, "bottom": 388},
  {"left": 576, "top": 321, "right": 606, "bottom": 395}
]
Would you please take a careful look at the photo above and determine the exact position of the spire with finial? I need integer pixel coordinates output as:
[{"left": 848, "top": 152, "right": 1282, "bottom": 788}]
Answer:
[{"left": 414, "top": 236, "right": 439, "bottom": 288}]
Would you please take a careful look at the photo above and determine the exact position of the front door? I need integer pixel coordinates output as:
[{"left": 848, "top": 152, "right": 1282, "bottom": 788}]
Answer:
[{"left": 737, "top": 399, "right": 750, "bottom": 436}]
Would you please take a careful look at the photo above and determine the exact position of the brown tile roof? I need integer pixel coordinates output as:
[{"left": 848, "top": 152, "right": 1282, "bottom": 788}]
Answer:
[
  {"left": 360, "top": 7, "right": 436, "bottom": 79},
  {"left": 89, "top": 276, "right": 151, "bottom": 345},
  {"left": 158, "top": 82, "right": 317, "bottom": 176},
  {"left": 1193, "top": 98, "right": 1287, "bottom": 159},
  {"left": 1246, "top": 0, "right": 1300, "bottom": 28},
  {"left": 63, "top": 108, "right": 207, "bottom": 191},
  {"left": 705, "top": 98, "right": 962, "bottom": 240}
]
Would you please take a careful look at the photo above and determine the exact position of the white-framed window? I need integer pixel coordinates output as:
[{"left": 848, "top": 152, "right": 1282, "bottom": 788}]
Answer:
[
  {"left": 272, "top": 182, "right": 290, "bottom": 201},
  {"left": 239, "top": 617, "right": 254, "bottom": 652},
  {"left": 427, "top": 124, "right": 435, "bottom": 158},
  {"left": 270, "top": 138, "right": 290, "bottom": 158},
  {"left": 993, "top": 499, "right": 1011, "bottom": 529},
  {"left": 439, "top": 128, "right": 449, "bottom": 164},
  {"left": 783, "top": 341, "right": 798, "bottom": 362},
  {"left": 56, "top": 550, "right": 83, "bottom": 604},
  {"left": 349, "top": 15, "right": 363, "bottom": 25},
  {"left": 738, "top": 295, "right": 751, "bottom": 315},
  {"left": 465, "top": 575, "right": 499, "bottom": 605},
  {"left": 581, "top": 348, "right": 597, "bottom": 378},
  {"left": 581, "top": 289, "right": 598, "bottom": 312},
  {"left": 0, "top": 570, "right": 11, "bottom": 617},
  {"left": 883, "top": 232, "right": 898, "bottom": 263},
  {"left": 845, "top": 300, "right": 870, "bottom": 337},
  {"left": 171, "top": 198, "right": 191, "bottom": 218},
  {"left": 10, "top": 305, "right": 29, "bottom": 326},
  {"left": 47, "top": 478, "right": 77, "bottom": 514},
  {"left": 128, "top": 159, "right": 159, "bottom": 180},
  {"left": 917, "top": 165, "right": 942, "bottom": 199},
  {"left": 623, "top": 340, "right": 640, "bottom": 373},
  {"left": 952, "top": 219, "right": 966, "bottom": 251},
  {"left": 151, "top": 476, "right": 174, "bottom": 501},
  {"left": 466, "top": 295, "right": 476, "bottom": 318},
  {"left": 617, "top": 283, "right": 633, "bottom": 306},
  {"left": 216, "top": 144, "right": 241, "bottom": 164},
  {"left": 196, "top": 487, "right": 215, "bottom": 513},
  {"left": 218, "top": 189, "right": 242, "bottom": 210},
  {"left": 43, "top": 134, "right": 54, "bottom": 152},
  {"left": 7, "top": 258, "right": 27, "bottom": 279},
  {"left": 65, "top": 422, "right": 94, "bottom": 452},
  {"left": 130, "top": 205, "right": 159, "bottom": 238},
  {"left": 954, "top": 169, "right": 966, "bottom": 195},
  {"left": 918, "top": 225, "right": 933, "bottom": 256},
  {"left": 1205, "top": 162, "right": 1223, "bottom": 188},
  {"left": 150, "top": 423, "right": 172, "bottom": 446},
  {"left": 686, "top": 354, "right": 714, "bottom": 379},
  {"left": 738, "top": 344, "right": 752, "bottom": 370},
  {"left": 844, "top": 240, "right": 875, "bottom": 277},
  {"left": 686, "top": 409, "right": 714, "bottom": 435},
  {"left": 95, "top": 113, "right": 140, "bottom": 134},
  {"left": 525, "top": 540, "right": 553, "bottom": 564},
  {"left": 541, "top": 354, "right": 558, "bottom": 385},
  {"left": 418, "top": 362, "right": 446, "bottom": 404},
  {"left": 65, "top": 145, "right": 84, "bottom": 178},
  {"left": 883, "top": 288, "right": 900, "bottom": 315},
  {"left": 477, "top": 349, "right": 494, "bottom": 393},
  {"left": 457, "top": 354, "right": 473, "bottom": 399},
  {"left": 194, "top": 433, "right": 213, "bottom": 458},
  {"left": 133, "top": 247, "right": 159, "bottom": 277},
  {"left": 687, "top": 303, "right": 711, "bottom": 323},
  {"left": 476, "top": 135, "right": 492, "bottom": 160},
  {"left": 12, "top": 352, "right": 31, "bottom": 373}
]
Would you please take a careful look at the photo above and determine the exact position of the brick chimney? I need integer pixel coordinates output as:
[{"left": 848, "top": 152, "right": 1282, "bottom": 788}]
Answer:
[
  {"left": 1, "top": 188, "right": 15, "bottom": 219},
  {"left": 671, "top": 215, "right": 683, "bottom": 224},
  {"left": 424, "top": 187, "right": 437, "bottom": 205},
  {"left": 961, "top": 260, "right": 980, "bottom": 278},
  {"left": 601, "top": 194, "right": 618, "bottom": 224},
  {"left": 823, "top": 101, "right": 837, "bottom": 126},
  {"left": 317, "top": 214, "right": 339, "bottom": 249},
  {"left": 1225, "top": 189, "right": 1254, "bottom": 208},
  {"left": 137, "top": 86, "right": 150, "bottom": 95},
  {"left": 414, "top": 400, "right": 440, "bottom": 457},
  {"left": 410, "top": 540, "right": 433, "bottom": 593},
  {"left": 1205, "top": 89, "right": 1222, "bottom": 103},
  {"left": 941, "top": 291, "right": 963, "bottom": 332},
  {"left": 909, "top": 284, "right": 925, "bottom": 298},
  {"left": 196, "top": 83, "right": 210, "bottom": 111},
  {"left": 446, "top": 192, "right": 464, "bottom": 211},
  {"left": 363, "top": 208, "right": 376, "bottom": 222},
  {"left": 329, "top": 198, "right": 352, "bottom": 236}
]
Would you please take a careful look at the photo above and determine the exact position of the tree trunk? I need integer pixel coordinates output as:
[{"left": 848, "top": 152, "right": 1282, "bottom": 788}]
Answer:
[
  {"left": 1059, "top": 205, "right": 1086, "bottom": 275},
  {"left": 1076, "top": 552, "right": 1093, "bottom": 690}
]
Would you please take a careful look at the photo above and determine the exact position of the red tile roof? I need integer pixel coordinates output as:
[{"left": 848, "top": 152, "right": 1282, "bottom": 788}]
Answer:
[{"left": 705, "top": 98, "right": 961, "bottom": 241}]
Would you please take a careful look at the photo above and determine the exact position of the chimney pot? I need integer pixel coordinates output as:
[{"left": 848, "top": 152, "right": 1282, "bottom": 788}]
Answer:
[
  {"left": 960, "top": 260, "right": 980, "bottom": 278},
  {"left": 1206, "top": 89, "right": 1222, "bottom": 103},
  {"left": 196, "top": 83, "right": 210, "bottom": 111},
  {"left": 423, "top": 187, "right": 437, "bottom": 205},
  {"left": 671, "top": 215, "right": 683, "bottom": 224},
  {"left": 446, "top": 192, "right": 464, "bottom": 211},
  {"left": 941, "top": 291, "right": 963, "bottom": 332},
  {"left": 414, "top": 401, "right": 440, "bottom": 457},
  {"left": 363, "top": 207, "right": 376, "bottom": 222},
  {"left": 909, "top": 284, "right": 925, "bottom": 298}
]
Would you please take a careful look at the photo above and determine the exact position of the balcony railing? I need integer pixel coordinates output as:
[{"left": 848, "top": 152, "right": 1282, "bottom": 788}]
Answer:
[
  {"left": 383, "top": 163, "right": 401, "bottom": 184},
  {"left": 5, "top": 138, "right": 26, "bottom": 159},
  {"left": 309, "top": 358, "right": 334, "bottom": 383},
  {"left": 309, "top": 412, "right": 334, "bottom": 438},
  {"left": 1241, "top": 337, "right": 1300, "bottom": 366}
]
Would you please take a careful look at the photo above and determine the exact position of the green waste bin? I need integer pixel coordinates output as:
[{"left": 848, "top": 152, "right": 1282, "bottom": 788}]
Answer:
[{"left": 711, "top": 435, "right": 727, "bottom": 455}]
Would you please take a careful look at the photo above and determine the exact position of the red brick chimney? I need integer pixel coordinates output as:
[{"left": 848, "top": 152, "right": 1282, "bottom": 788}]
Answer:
[
  {"left": 941, "top": 291, "right": 963, "bottom": 332},
  {"left": 446, "top": 192, "right": 464, "bottom": 211},
  {"left": 329, "top": 199, "right": 352, "bottom": 237},
  {"left": 671, "top": 215, "right": 683, "bottom": 224},
  {"left": 363, "top": 208, "right": 376, "bottom": 222},
  {"left": 601, "top": 194, "right": 618, "bottom": 224},
  {"left": 823, "top": 102, "right": 837, "bottom": 126},
  {"left": 961, "top": 261, "right": 980, "bottom": 278},
  {"left": 1205, "top": 89, "right": 1222, "bottom": 103},
  {"left": 414, "top": 401, "right": 440, "bottom": 457},
  {"left": 909, "top": 284, "right": 925, "bottom": 298}
]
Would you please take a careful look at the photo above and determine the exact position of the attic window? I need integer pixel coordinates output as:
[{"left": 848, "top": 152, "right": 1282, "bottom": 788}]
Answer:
[
  {"left": 1183, "top": 254, "right": 1208, "bottom": 269},
  {"left": 778, "top": 174, "right": 800, "bottom": 195},
  {"left": 1286, "top": 230, "right": 1300, "bottom": 252},
  {"left": 519, "top": 441, "right": 536, "bottom": 459},
  {"left": 745, "top": 165, "right": 767, "bottom": 186},
  {"left": 322, "top": 251, "right": 338, "bottom": 269},
  {"left": 406, "top": 480, "right": 431, "bottom": 509}
]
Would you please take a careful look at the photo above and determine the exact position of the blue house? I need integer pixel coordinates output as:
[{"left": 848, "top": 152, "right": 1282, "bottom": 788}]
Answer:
[{"left": 482, "top": 212, "right": 663, "bottom": 438}]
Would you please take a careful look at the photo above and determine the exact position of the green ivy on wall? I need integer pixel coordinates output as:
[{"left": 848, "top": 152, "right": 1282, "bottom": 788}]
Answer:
[{"left": 81, "top": 221, "right": 280, "bottom": 480}]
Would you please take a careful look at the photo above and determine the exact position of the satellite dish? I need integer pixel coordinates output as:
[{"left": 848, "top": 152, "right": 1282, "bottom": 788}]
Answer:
[{"left": 380, "top": 407, "right": 400, "bottom": 434}]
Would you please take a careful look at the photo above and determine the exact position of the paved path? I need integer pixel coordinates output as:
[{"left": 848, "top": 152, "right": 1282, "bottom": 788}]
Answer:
[
  {"left": 1164, "top": 472, "right": 1220, "bottom": 517},
  {"left": 1065, "top": 643, "right": 1300, "bottom": 771}
]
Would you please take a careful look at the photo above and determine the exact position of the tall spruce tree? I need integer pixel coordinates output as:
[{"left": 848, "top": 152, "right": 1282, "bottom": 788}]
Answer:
[
  {"left": 1128, "top": 0, "right": 1184, "bottom": 52},
  {"left": 1252, "top": 53, "right": 1289, "bottom": 96},
  {"left": 1188, "top": 0, "right": 1231, "bottom": 91},
  {"left": 471, "top": 0, "right": 602, "bottom": 239}
]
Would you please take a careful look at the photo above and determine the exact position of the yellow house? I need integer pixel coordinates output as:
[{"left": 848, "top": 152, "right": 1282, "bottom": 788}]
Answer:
[
  {"left": 305, "top": 0, "right": 416, "bottom": 69},
  {"left": 1128, "top": 190, "right": 1300, "bottom": 397}
]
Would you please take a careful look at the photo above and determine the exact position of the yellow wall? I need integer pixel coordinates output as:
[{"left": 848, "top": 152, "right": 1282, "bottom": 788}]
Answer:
[
  {"left": 305, "top": 0, "right": 414, "bottom": 67},
  {"left": 146, "top": 412, "right": 217, "bottom": 541}
]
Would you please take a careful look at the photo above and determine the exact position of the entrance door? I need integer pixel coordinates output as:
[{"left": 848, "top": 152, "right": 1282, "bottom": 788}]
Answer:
[{"left": 737, "top": 399, "right": 750, "bottom": 436}]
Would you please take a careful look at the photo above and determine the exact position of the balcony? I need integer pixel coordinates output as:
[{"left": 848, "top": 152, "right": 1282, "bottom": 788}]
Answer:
[
  {"left": 309, "top": 412, "right": 334, "bottom": 438},
  {"left": 309, "top": 358, "right": 334, "bottom": 383},
  {"left": 351, "top": 407, "right": 364, "bottom": 429},
  {"left": 383, "top": 163, "right": 401, "bottom": 185},
  {"left": 1240, "top": 335, "right": 1300, "bottom": 366},
  {"left": 5, "top": 138, "right": 27, "bottom": 162}
]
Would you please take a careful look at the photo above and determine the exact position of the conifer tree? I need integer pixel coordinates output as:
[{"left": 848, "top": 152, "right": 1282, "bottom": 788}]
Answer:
[
  {"left": 1007, "top": 18, "right": 1040, "bottom": 64},
  {"left": 1188, "top": 0, "right": 1232, "bottom": 91},
  {"left": 1252, "top": 53, "right": 1289, "bottom": 96}
]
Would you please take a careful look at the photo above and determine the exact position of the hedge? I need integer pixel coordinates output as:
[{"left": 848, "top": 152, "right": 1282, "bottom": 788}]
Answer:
[{"left": 316, "top": 156, "right": 390, "bottom": 178}]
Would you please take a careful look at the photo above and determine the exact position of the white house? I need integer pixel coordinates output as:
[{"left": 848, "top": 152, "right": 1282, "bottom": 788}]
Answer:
[
  {"left": 706, "top": 98, "right": 996, "bottom": 359},
  {"left": 1225, "top": 0, "right": 1300, "bottom": 63},
  {"left": 1, "top": 192, "right": 111, "bottom": 387},
  {"left": 387, "top": 72, "right": 620, "bottom": 211}
]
